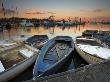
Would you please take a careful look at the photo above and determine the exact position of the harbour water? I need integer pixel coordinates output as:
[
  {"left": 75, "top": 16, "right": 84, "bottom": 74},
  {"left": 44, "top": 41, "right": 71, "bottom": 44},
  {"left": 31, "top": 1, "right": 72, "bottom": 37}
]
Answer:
[{"left": 0, "top": 24, "right": 110, "bottom": 40}]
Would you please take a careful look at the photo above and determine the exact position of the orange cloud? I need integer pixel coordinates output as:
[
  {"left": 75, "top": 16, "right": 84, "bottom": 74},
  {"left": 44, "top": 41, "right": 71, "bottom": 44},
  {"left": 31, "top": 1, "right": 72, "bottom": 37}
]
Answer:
[
  {"left": 93, "top": 9, "right": 103, "bottom": 13},
  {"left": 25, "top": 11, "right": 45, "bottom": 15},
  {"left": 46, "top": 11, "right": 56, "bottom": 14}
]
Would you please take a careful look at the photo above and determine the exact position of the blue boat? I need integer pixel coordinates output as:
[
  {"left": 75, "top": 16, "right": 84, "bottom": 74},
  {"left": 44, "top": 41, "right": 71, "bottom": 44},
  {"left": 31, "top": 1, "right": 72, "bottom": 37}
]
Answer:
[{"left": 33, "top": 36, "right": 74, "bottom": 79}]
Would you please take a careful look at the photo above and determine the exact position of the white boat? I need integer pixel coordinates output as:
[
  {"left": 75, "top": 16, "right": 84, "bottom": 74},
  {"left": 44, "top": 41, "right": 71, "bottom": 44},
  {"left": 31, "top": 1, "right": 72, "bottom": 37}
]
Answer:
[
  {"left": 0, "top": 44, "right": 39, "bottom": 82},
  {"left": 19, "top": 20, "right": 34, "bottom": 27},
  {"left": 75, "top": 36, "right": 110, "bottom": 64}
]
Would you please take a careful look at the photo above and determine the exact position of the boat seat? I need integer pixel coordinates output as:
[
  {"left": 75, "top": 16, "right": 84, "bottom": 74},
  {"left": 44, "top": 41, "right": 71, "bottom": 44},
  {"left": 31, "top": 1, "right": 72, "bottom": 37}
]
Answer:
[
  {"left": 19, "top": 49, "right": 34, "bottom": 58},
  {"left": 43, "top": 58, "right": 57, "bottom": 64},
  {"left": 50, "top": 47, "right": 56, "bottom": 52},
  {"left": 44, "top": 53, "right": 58, "bottom": 63}
]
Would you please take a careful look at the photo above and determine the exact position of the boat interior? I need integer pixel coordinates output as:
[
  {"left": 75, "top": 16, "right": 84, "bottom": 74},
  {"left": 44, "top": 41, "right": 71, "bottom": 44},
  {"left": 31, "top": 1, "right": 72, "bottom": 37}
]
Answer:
[
  {"left": 76, "top": 36, "right": 102, "bottom": 46},
  {"left": 26, "top": 35, "right": 48, "bottom": 48},
  {"left": 43, "top": 40, "right": 72, "bottom": 64},
  {"left": 93, "top": 35, "right": 110, "bottom": 47},
  {"left": 0, "top": 40, "right": 19, "bottom": 53},
  {"left": 32, "top": 40, "right": 48, "bottom": 48},
  {"left": 0, "top": 45, "right": 37, "bottom": 71}
]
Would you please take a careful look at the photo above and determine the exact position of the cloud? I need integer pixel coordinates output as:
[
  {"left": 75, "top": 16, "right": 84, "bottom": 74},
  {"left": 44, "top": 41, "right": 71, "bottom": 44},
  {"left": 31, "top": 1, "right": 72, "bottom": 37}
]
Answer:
[
  {"left": 25, "top": 11, "right": 45, "bottom": 15},
  {"left": 93, "top": 9, "right": 103, "bottom": 13},
  {"left": 46, "top": 11, "right": 56, "bottom": 14},
  {"left": 80, "top": 9, "right": 87, "bottom": 12},
  {"left": 79, "top": 9, "right": 103, "bottom": 13},
  {"left": 25, "top": 10, "right": 56, "bottom": 15}
]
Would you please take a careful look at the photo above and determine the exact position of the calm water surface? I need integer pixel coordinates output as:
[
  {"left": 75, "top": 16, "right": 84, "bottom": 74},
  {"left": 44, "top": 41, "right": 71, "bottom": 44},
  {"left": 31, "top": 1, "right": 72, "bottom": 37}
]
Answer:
[{"left": 0, "top": 24, "right": 110, "bottom": 40}]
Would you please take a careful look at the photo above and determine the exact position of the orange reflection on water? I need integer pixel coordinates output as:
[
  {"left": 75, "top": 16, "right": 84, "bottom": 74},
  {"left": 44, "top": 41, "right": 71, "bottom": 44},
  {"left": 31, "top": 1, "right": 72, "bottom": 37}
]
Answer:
[{"left": 0, "top": 24, "right": 110, "bottom": 40}]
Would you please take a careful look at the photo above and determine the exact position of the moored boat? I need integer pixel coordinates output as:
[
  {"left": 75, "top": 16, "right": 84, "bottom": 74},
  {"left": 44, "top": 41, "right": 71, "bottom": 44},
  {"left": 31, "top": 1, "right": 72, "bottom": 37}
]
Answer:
[
  {"left": 33, "top": 36, "right": 74, "bottom": 79},
  {"left": 75, "top": 36, "right": 110, "bottom": 64},
  {"left": 0, "top": 39, "right": 20, "bottom": 53},
  {"left": 82, "top": 30, "right": 110, "bottom": 48},
  {"left": 93, "top": 31, "right": 110, "bottom": 49},
  {"left": 25, "top": 35, "right": 48, "bottom": 49},
  {"left": 12, "top": 35, "right": 33, "bottom": 43},
  {"left": 82, "top": 30, "right": 98, "bottom": 36},
  {"left": 19, "top": 20, "right": 34, "bottom": 27},
  {"left": 0, "top": 44, "right": 39, "bottom": 82}
]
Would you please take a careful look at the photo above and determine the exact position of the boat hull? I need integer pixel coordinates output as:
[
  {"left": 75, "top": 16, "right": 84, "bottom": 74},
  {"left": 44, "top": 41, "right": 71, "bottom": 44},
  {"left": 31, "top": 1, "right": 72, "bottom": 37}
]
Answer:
[
  {"left": 0, "top": 52, "right": 38, "bottom": 82},
  {"left": 75, "top": 44, "right": 104, "bottom": 64},
  {"left": 38, "top": 49, "right": 73, "bottom": 77},
  {"left": 33, "top": 36, "right": 74, "bottom": 78}
]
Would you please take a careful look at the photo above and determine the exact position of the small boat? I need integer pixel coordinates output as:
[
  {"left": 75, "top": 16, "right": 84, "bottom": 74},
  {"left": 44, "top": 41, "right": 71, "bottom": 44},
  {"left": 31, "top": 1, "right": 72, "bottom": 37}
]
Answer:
[
  {"left": 75, "top": 36, "right": 110, "bottom": 64},
  {"left": 19, "top": 20, "right": 34, "bottom": 27},
  {"left": 33, "top": 36, "right": 74, "bottom": 79},
  {"left": 93, "top": 31, "right": 110, "bottom": 49},
  {"left": 0, "top": 40, "right": 20, "bottom": 53},
  {"left": 0, "top": 44, "right": 39, "bottom": 82},
  {"left": 82, "top": 30, "right": 98, "bottom": 36},
  {"left": 12, "top": 35, "right": 33, "bottom": 43},
  {"left": 25, "top": 35, "right": 48, "bottom": 49}
]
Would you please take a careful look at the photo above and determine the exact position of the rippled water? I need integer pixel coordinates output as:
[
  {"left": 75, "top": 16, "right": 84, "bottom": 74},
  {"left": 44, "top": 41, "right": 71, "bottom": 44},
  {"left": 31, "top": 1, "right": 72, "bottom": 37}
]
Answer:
[{"left": 0, "top": 24, "right": 110, "bottom": 40}]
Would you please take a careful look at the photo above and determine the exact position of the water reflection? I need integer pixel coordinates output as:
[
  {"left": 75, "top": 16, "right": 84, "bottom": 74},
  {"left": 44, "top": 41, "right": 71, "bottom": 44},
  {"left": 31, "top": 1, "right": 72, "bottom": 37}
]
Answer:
[{"left": 0, "top": 24, "right": 110, "bottom": 40}]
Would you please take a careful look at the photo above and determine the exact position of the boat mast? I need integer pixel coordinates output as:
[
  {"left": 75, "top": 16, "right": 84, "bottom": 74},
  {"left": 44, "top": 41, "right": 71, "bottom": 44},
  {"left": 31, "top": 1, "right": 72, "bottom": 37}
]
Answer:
[{"left": 2, "top": 2, "right": 5, "bottom": 18}]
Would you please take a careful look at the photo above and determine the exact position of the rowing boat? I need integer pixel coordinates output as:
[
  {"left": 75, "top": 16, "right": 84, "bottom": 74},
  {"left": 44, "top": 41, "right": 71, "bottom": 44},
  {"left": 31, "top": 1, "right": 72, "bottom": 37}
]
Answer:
[
  {"left": 0, "top": 44, "right": 39, "bottom": 82},
  {"left": 33, "top": 36, "right": 74, "bottom": 79},
  {"left": 25, "top": 35, "right": 48, "bottom": 49},
  {"left": 75, "top": 36, "right": 110, "bottom": 64}
]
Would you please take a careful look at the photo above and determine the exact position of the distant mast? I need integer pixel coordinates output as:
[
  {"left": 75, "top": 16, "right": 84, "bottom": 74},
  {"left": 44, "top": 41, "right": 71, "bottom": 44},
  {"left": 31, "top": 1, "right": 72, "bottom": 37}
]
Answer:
[
  {"left": 2, "top": 2, "right": 5, "bottom": 17},
  {"left": 16, "top": 7, "right": 18, "bottom": 17}
]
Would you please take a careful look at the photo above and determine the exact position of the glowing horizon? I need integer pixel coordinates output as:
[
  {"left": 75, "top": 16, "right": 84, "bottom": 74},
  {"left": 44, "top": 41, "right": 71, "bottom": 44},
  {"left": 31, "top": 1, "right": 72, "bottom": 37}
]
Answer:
[{"left": 0, "top": 0, "right": 110, "bottom": 20}]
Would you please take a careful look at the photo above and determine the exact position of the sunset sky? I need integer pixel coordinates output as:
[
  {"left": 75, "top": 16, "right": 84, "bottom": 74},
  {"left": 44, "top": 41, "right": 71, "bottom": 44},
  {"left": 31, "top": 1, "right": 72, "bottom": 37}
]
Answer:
[{"left": 0, "top": 0, "right": 110, "bottom": 19}]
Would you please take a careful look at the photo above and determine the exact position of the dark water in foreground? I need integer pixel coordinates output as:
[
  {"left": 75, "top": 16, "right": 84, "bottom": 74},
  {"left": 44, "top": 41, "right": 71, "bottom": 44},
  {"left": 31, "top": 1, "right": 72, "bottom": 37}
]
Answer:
[{"left": 1, "top": 24, "right": 109, "bottom": 82}]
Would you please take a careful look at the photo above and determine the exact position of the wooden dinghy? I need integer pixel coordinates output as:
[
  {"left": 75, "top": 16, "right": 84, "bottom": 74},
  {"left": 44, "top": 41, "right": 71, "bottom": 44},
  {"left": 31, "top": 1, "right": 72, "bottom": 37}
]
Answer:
[
  {"left": 0, "top": 44, "right": 39, "bottom": 82},
  {"left": 0, "top": 40, "right": 20, "bottom": 53},
  {"left": 12, "top": 35, "right": 33, "bottom": 43},
  {"left": 33, "top": 36, "right": 74, "bottom": 79},
  {"left": 75, "top": 36, "right": 110, "bottom": 64},
  {"left": 25, "top": 35, "right": 48, "bottom": 49}
]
